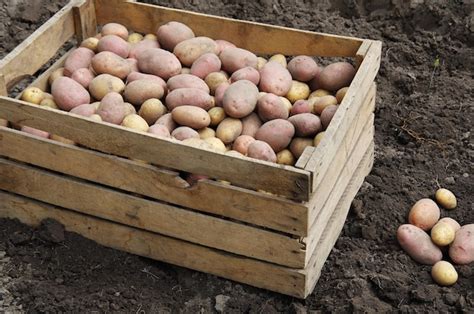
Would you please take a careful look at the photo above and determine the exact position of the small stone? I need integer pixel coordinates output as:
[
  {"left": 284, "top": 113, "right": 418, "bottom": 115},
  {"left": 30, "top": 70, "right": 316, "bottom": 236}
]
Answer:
[
  {"left": 462, "top": 173, "right": 469, "bottom": 178},
  {"left": 444, "top": 176, "right": 455, "bottom": 185},
  {"left": 361, "top": 225, "right": 377, "bottom": 240},
  {"left": 214, "top": 295, "right": 230, "bottom": 313},
  {"left": 290, "top": 302, "right": 307, "bottom": 314},
  {"left": 55, "top": 278, "right": 64, "bottom": 284},
  {"left": 111, "top": 303, "right": 120, "bottom": 311},
  {"left": 444, "top": 292, "right": 460, "bottom": 306}
]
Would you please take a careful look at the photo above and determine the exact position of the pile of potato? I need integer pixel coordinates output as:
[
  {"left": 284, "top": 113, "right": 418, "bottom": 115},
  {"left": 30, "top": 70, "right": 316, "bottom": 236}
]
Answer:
[
  {"left": 18, "top": 21, "right": 356, "bottom": 166},
  {"left": 397, "top": 188, "right": 473, "bottom": 286}
]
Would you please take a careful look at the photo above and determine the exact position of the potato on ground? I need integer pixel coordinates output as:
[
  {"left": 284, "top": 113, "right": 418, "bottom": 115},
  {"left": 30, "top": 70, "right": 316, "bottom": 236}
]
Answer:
[
  {"left": 216, "top": 118, "right": 242, "bottom": 144},
  {"left": 91, "top": 51, "right": 131, "bottom": 79},
  {"left": 137, "top": 48, "right": 182, "bottom": 80},
  {"left": 208, "top": 107, "right": 226, "bottom": 126},
  {"left": 172, "top": 126, "right": 200, "bottom": 141},
  {"left": 96, "top": 92, "right": 128, "bottom": 124},
  {"left": 64, "top": 47, "right": 95, "bottom": 76},
  {"left": 431, "top": 221, "right": 456, "bottom": 246},
  {"left": 205, "top": 71, "right": 229, "bottom": 94},
  {"left": 167, "top": 74, "right": 210, "bottom": 93},
  {"left": 276, "top": 149, "right": 295, "bottom": 166},
  {"left": 431, "top": 261, "right": 458, "bottom": 286},
  {"left": 314, "top": 62, "right": 356, "bottom": 91},
  {"left": 172, "top": 106, "right": 211, "bottom": 129},
  {"left": 190, "top": 53, "right": 222, "bottom": 79},
  {"left": 219, "top": 47, "right": 258, "bottom": 73},
  {"left": 71, "top": 68, "right": 94, "bottom": 88},
  {"left": 288, "top": 113, "right": 322, "bottom": 137},
  {"left": 259, "top": 61, "right": 293, "bottom": 96},
  {"left": 148, "top": 124, "right": 171, "bottom": 138},
  {"left": 396, "top": 224, "right": 442, "bottom": 265},
  {"left": 21, "top": 87, "right": 44, "bottom": 104},
  {"left": 290, "top": 99, "right": 312, "bottom": 115},
  {"left": 320, "top": 105, "right": 338, "bottom": 129},
  {"left": 449, "top": 224, "right": 474, "bottom": 265},
  {"left": 312, "top": 95, "right": 338, "bottom": 114},
  {"left": 156, "top": 21, "right": 195, "bottom": 51},
  {"left": 166, "top": 88, "right": 215, "bottom": 111},
  {"left": 408, "top": 198, "right": 440, "bottom": 231},
  {"left": 222, "top": 80, "right": 259, "bottom": 118},
  {"left": 232, "top": 135, "right": 255, "bottom": 155},
  {"left": 129, "top": 39, "right": 160, "bottom": 59},
  {"left": 435, "top": 188, "right": 457, "bottom": 210},
  {"left": 97, "top": 34, "right": 130, "bottom": 58},
  {"left": 121, "top": 114, "right": 149, "bottom": 132},
  {"left": 21, "top": 126, "right": 49, "bottom": 138},
  {"left": 173, "top": 37, "right": 218, "bottom": 67},
  {"left": 230, "top": 66, "right": 260, "bottom": 85},
  {"left": 289, "top": 137, "right": 313, "bottom": 159},
  {"left": 286, "top": 80, "right": 310, "bottom": 103},
  {"left": 257, "top": 93, "right": 289, "bottom": 121},
  {"left": 124, "top": 79, "right": 165, "bottom": 106},
  {"left": 101, "top": 23, "right": 128, "bottom": 40},
  {"left": 255, "top": 119, "right": 295, "bottom": 153},
  {"left": 80, "top": 37, "right": 99, "bottom": 52},
  {"left": 89, "top": 74, "right": 125, "bottom": 100},
  {"left": 215, "top": 39, "right": 236, "bottom": 54},
  {"left": 438, "top": 217, "right": 461, "bottom": 232},
  {"left": 70, "top": 103, "right": 96, "bottom": 117},
  {"left": 155, "top": 113, "right": 177, "bottom": 132},
  {"left": 287, "top": 55, "right": 319, "bottom": 82},
  {"left": 51, "top": 77, "right": 90, "bottom": 111},
  {"left": 247, "top": 140, "right": 277, "bottom": 162},
  {"left": 241, "top": 113, "right": 262, "bottom": 137}
]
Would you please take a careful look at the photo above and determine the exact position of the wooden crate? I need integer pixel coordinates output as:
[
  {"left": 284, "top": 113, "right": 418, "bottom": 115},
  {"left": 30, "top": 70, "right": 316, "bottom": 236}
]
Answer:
[{"left": 0, "top": 0, "right": 381, "bottom": 298}]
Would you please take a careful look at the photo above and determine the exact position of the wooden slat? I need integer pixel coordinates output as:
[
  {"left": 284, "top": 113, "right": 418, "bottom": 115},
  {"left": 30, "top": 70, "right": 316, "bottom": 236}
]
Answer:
[
  {"left": 295, "top": 146, "right": 316, "bottom": 169},
  {"left": 94, "top": 0, "right": 363, "bottom": 57},
  {"left": 73, "top": 0, "right": 98, "bottom": 42},
  {"left": 27, "top": 51, "right": 71, "bottom": 92},
  {"left": 0, "top": 99, "right": 310, "bottom": 201}
]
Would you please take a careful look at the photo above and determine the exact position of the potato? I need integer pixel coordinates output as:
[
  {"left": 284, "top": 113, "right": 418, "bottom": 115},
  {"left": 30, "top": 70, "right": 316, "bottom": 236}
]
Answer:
[
  {"left": 256, "top": 57, "right": 267, "bottom": 70},
  {"left": 155, "top": 113, "right": 177, "bottom": 132},
  {"left": 396, "top": 224, "right": 442, "bottom": 265},
  {"left": 0, "top": 119, "right": 8, "bottom": 127},
  {"left": 257, "top": 93, "right": 289, "bottom": 121},
  {"left": 129, "top": 39, "right": 160, "bottom": 59},
  {"left": 97, "top": 35, "right": 130, "bottom": 58},
  {"left": 126, "top": 72, "right": 167, "bottom": 90},
  {"left": 214, "top": 82, "right": 230, "bottom": 106},
  {"left": 166, "top": 88, "right": 215, "bottom": 111},
  {"left": 89, "top": 114, "right": 102, "bottom": 122},
  {"left": 127, "top": 33, "right": 143, "bottom": 43},
  {"left": 172, "top": 126, "right": 200, "bottom": 141},
  {"left": 259, "top": 61, "right": 292, "bottom": 96},
  {"left": 71, "top": 68, "right": 94, "bottom": 88},
  {"left": 226, "top": 150, "right": 244, "bottom": 158},
  {"left": 438, "top": 217, "right": 461, "bottom": 232},
  {"left": 70, "top": 103, "right": 96, "bottom": 117},
  {"left": 101, "top": 23, "right": 128, "bottom": 40},
  {"left": 39, "top": 98, "right": 58, "bottom": 109},
  {"left": 126, "top": 58, "right": 139, "bottom": 72},
  {"left": 124, "top": 102, "right": 136, "bottom": 115},
  {"left": 241, "top": 113, "right": 262, "bottom": 137},
  {"left": 247, "top": 140, "right": 277, "bottom": 162},
  {"left": 449, "top": 224, "right": 474, "bottom": 265},
  {"left": 431, "top": 221, "right": 456, "bottom": 246},
  {"left": 208, "top": 107, "right": 226, "bottom": 127},
  {"left": 143, "top": 33, "right": 157, "bottom": 41},
  {"left": 308, "top": 89, "right": 331, "bottom": 100},
  {"left": 91, "top": 51, "right": 131, "bottom": 79},
  {"left": 205, "top": 71, "right": 229, "bottom": 94},
  {"left": 289, "top": 137, "right": 313, "bottom": 159},
  {"left": 216, "top": 118, "right": 242, "bottom": 144},
  {"left": 276, "top": 149, "right": 295, "bottom": 166},
  {"left": 288, "top": 113, "right": 322, "bottom": 137},
  {"left": 269, "top": 54, "right": 287, "bottom": 68},
  {"left": 222, "top": 80, "right": 259, "bottom": 118},
  {"left": 51, "top": 77, "right": 90, "bottom": 111},
  {"left": 256, "top": 119, "right": 295, "bottom": 153},
  {"left": 96, "top": 92, "right": 128, "bottom": 124},
  {"left": 315, "top": 62, "right": 356, "bottom": 91},
  {"left": 286, "top": 81, "right": 310, "bottom": 103},
  {"left": 181, "top": 67, "right": 191, "bottom": 74},
  {"left": 290, "top": 100, "right": 312, "bottom": 116},
  {"left": 121, "top": 114, "right": 149, "bottom": 132},
  {"left": 50, "top": 134, "right": 75, "bottom": 145},
  {"left": 198, "top": 127, "right": 215, "bottom": 139},
  {"left": 167, "top": 74, "right": 210, "bottom": 93},
  {"left": 287, "top": 56, "right": 319, "bottom": 82},
  {"left": 174, "top": 37, "right": 218, "bottom": 67},
  {"left": 124, "top": 79, "right": 165, "bottom": 106},
  {"left": 156, "top": 21, "right": 195, "bottom": 51},
  {"left": 219, "top": 47, "right": 258, "bottom": 73},
  {"left": 172, "top": 105, "right": 210, "bottom": 129},
  {"left": 312, "top": 95, "right": 338, "bottom": 115},
  {"left": 21, "top": 87, "right": 44, "bottom": 104},
  {"left": 21, "top": 126, "right": 49, "bottom": 138},
  {"left": 80, "top": 37, "right": 99, "bottom": 52},
  {"left": 215, "top": 39, "right": 236, "bottom": 55},
  {"left": 230, "top": 66, "right": 260, "bottom": 85},
  {"left": 89, "top": 74, "right": 125, "bottom": 100},
  {"left": 137, "top": 48, "right": 182, "bottom": 80},
  {"left": 335, "top": 87, "right": 349, "bottom": 103},
  {"left": 232, "top": 135, "right": 255, "bottom": 155},
  {"left": 313, "top": 131, "right": 325, "bottom": 146},
  {"left": 48, "top": 67, "right": 65, "bottom": 86},
  {"left": 320, "top": 105, "right": 338, "bottom": 129},
  {"left": 64, "top": 47, "right": 95, "bottom": 76},
  {"left": 204, "top": 137, "right": 227, "bottom": 153},
  {"left": 435, "top": 188, "right": 457, "bottom": 210},
  {"left": 280, "top": 96, "right": 292, "bottom": 114},
  {"left": 190, "top": 53, "right": 222, "bottom": 79},
  {"left": 431, "top": 261, "right": 458, "bottom": 286},
  {"left": 408, "top": 198, "right": 440, "bottom": 231},
  {"left": 182, "top": 138, "right": 215, "bottom": 150},
  {"left": 42, "top": 92, "right": 53, "bottom": 100},
  {"left": 139, "top": 98, "right": 166, "bottom": 125},
  {"left": 148, "top": 124, "right": 171, "bottom": 138}
]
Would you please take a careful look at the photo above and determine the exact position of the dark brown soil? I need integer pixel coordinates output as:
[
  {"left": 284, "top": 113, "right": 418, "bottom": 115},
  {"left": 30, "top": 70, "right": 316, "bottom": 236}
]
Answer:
[{"left": 1, "top": 0, "right": 473, "bottom": 312}]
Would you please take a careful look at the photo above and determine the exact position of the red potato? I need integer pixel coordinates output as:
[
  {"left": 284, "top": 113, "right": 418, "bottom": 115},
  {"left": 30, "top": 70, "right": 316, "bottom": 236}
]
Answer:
[
  {"left": 91, "top": 51, "right": 131, "bottom": 79},
  {"left": 449, "top": 224, "right": 474, "bottom": 265},
  {"left": 219, "top": 47, "right": 258, "bottom": 73},
  {"left": 97, "top": 35, "right": 130, "bottom": 58},
  {"left": 315, "top": 62, "right": 356, "bottom": 91},
  {"left": 247, "top": 140, "right": 277, "bottom": 162},
  {"left": 259, "top": 61, "right": 292, "bottom": 96},
  {"left": 320, "top": 105, "right": 338, "bottom": 129},
  {"left": 101, "top": 23, "right": 128, "bottom": 40},
  {"left": 64, "top": 47, "right": 95, "bottom": 77},
  {"left": 233, "top": 135, "right": 255, "bottom": 155},
  {"left": 165, "top": 88, "right": 215, "bottom": 111},
  {"left": 51, "top": 77, "right": 90, "bottom": 111},
  {"left": 71, "top": 68, "right": 94, "bottom": 88},
  {"left": 156, "top": 21, "right": 195, "bottom": 51},
  {"left": 257, "top": 93, "right": 289, "bottom": 121},
  {"left": 215, "top": 39, "right": 236, "bottom": 54},
  {"left": 255, "top": 119, "right": 295, "bottom": 153},
  {"left": 289, "top": 137, "right": 313, "bottom": 158},
  {"left": 290, "top": 100, "right": 312, "bottom": 116},
  {"left": 397, "top": 224, "right": 443, "bottom": 265},
  {"left": 167, "top": 74, "right": 210, "bottom": 93},
  {"left": 408, "top": 198, "right": 440, "bottom": 231},
  {"left": 171, "top": 106, "right": 210, "bottom": 129},
  {"left": 241, "top": 112, "right": 262, "bottom": 137},
  {"left": 222, "top": 80, "right": 259, "bottom": 118},
  {"left": 190, "top": 53, "right": 222, "bottom": 79},
  {"left": 21, "top": 126, "right": 49, "bottom": 139},
  {"left": 96, "top": 92, "right": 128, "bottom": 124},
  {"left": 124, "top": 79, "right": 165, "bottom": 106},
  {"left": 287, "top": 55, "right": 319, "bottom": 82},
  {"left": 128, "top": 39, "right": 160, "bottom": 59},
  {"left": 214, "top": 82, "right": 230, "bottom": 107},
  {"left": 148, "top": 124, "right": 171, "bottom": 138},
  {"left": 69, "top": 103, "right": 96, "bottom": 117},
  {"left": 173, "top": 37, "right": 218, "bottom": 67},
  {"left": 126, "top": 58, "right": 139, "bottom": 72},
  {"left": 230, "top": 66, "right": 260, "bottom": 85},
  {"left": 137, "top": 48, "right": 182, "bottom": 80},
  {"left": 89, "top": 74, "right": 125, "bottom": 100},
  {"left": 171, "top": 126, "right": 200, "bottom": 141},
  {"left": 155, "top": 113, "right": 177, "bottom": 132},
  {"left": 288, "top": 113, "right": 322, "bottom": 137},
  {"left": 126, "top": 72, "right": 167, "bottom": 91}
]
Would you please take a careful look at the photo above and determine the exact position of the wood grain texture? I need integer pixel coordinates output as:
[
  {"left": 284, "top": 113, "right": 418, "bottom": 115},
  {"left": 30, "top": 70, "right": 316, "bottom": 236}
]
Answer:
[
  {"left": 73, "top": 0, "right": 97, "bottom": 42},
  {"left": 26, "top": 51, "right": 71, "bottom": 92}
]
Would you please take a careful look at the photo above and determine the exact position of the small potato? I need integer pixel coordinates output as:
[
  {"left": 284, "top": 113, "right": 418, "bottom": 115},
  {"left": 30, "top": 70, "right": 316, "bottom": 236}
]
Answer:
[
  {"left": 313, "top": 131, "right": 325, "bottom": 146},
  {"left": 215, "top": 39, "right": 236, "bottom": 55},
  {"left": 230, "top": 67, "right": 260, "bottom": 85},
  {"left": 312, "top": 95, "right": 338, "bottom": 115},
  {"left": 166, "top": 88, "right": 215, "bottom": 111},
  {"left": 21, "top": 126, "right": 49, "bottom": 138},
  {"left": 336, "top": 87, "right": 349, "bottom": 103},
  {"left": 247, "top": 140, "right": 277, "bottom": 162},
  {"left": 226, "top": 150, "right": 244, "bottom": 157},
  {"left": 91, "top": 51, "right": 131, "bottom": 79},
  {"left": 124, "top": 102, "right": 136, "bottom": 115},
  {"left": 156, "top": 21, "right": 195, "bottom": 51},
  {"left": 397, "top": 224, "right": 442, "bottom": 265},
  {"left": 208, "top": 107, "right": 226, "bottom": 127},
  {"left": 144, "top": 33, "right": 157, "bottom": 41},
  {"left": 259, "top": 61, "right": 292, "bottom": 96},
  {"left": 431, "top": 222, "right": 456, "bottom": 246},
  {"left": 173, "top": 37, "right": 218, "bottom": 67},
  {"left": 204, "top": 137, "right": 227, "bottom": 153},
  {"left": 21, "top": 87, "right": 44, "bottom": 104},
  {"left": 167, "top": 74, "right": 210, "bottom": 93},
  {"left": 290, "top": 100, "right": 312, "bottom": 116},
  {"left": 181, "top": 67, "right": 191, "bottom": 74},
  {"left": 89, "top": 114, "right": 102, "bottom": 122},
  {"left": 126, "top": 72, "right": 167, "bottom": 91},
  {"left": 214, "top": 82, "right": 230, "bottom": 106},
  {"left": 124, "top": 79, "right": 165, "bottom": 106},
  {"left": 257, "top": 93, "right": 289, "bottom": 121},
  {"left": 287, "top": 56, "right": 319, "bottom": 82},
  {"left": 172, "top": 106, "right": 210, "bottom": 129},
  {"left": 286, "top": 80, "right": 310, "bottom": 103},
  {"left": 205, "top": 71, "right": 229, "bottom": 94},
  {"left": 89, "top": 74, "right": 125, "bottom": 100},
  {"left": 241, "top": 113, "right": 262, "bottom": 137},
  {"left": 216, "top": 118, "right": 242, "bottom": 144},
  {"left": 96, "top": 92, "right": 127, "bottom": 124},
  {"left": 48, "top": 67, "right": 65, "bottom": 86},
  {"left": 126, "top": 58, "right": 139, "bottom": 72},
  {"left": 435, "top": 188, "right": 457, "bottom": 210},
  {"left": 121, "top": 114, "right": 149, "bottom": 132},
  {"left": 288, "top": 113, "right": 322, "bottom": 137},
  {"left": 128, "top": 33, "right": 143, "bottom": 43},
  {"left": 51, "top": 77, "right": 90, "bottom": 111},
  {"left": 198, "top": 127, "right": 215, "bottom": 139},
  {"left": 80, "top": 37, "right": 99, "bottom": 52},
  {"left": 219, "top": 47, "right": 258, "bottom": 73},
  {"left": 64, "top": 47, "right": 95, "bottom": 76},
  {"left": 190, "top": 53, "right": 222, "bottom": 79},
  {"left": 280, "top": 96, "right": 292, "bottom": 114},
  {"left": 256, "top": 119, "right": 295, "bottom": 153},
  {"left": 70, "top": 103, "right": 96, "bottom": 117},
  {"left": 315, "top": 62, "right": 356, "bottom": 91},
  {"left": 232, "top": 135, "right": 255, "bottom": 155},
  {"left": 101, "top": 23, "right": 129, "bottom": 40},
  {"left": 438, "top": 217, "right": 461, "bottom": 232},
  {"left": 431, "top": 261, "right": 458, "bottom": 286},
  {"left": 222, "top": 80, "right": 259, "bottom": 118},
  {"left": 155, "top": 113, "right": 177, "bottom": 132},
  {"left": 129, "top": 39, "right": 160, "bottom": 59},
  {"left": 289, "top": 137, "right": 313, "bottom": 159},
  {"left": 269, "top": 54, "right": 287, "bottom": 68},
  {"left": 139, "top": 98, "right": 166, "bottom": 125},
  {"left": 148, "top": 124, "right": 171, "bottom": 138},
  {"left": 71, "top": 68, "right": 94, "bottom": 88},
  {"left": 449, "top": 224, "right": 474, "bottom": 265},
  {"left": 408, "top": 198, "right": 440, "bottom": 231},
  {"left": 50, "top": 134, "right": 75, "bottom": 145},
  {"left": 257, "top": 57, "right": 267, "bottom": 70},
  {"left": 137, "top": 48, "right": 182, "bottom": 80},
  {"left": 320, "top": 105, "right": 338, "bottom": 129},
  {"left": 39, "top": 98, "right": 59, "bottom": 109},
  {"left": 97, "top": 34, "right": 130, "bottom": 58},
  {"left": 172, "top": 126, "right": 200, "bottom": 141},
  {"left": 308, "top": 89, "right": 331, "bottom": 100},
  {"left": 276, "top": 149, "right": 295, "bottom": 166}
]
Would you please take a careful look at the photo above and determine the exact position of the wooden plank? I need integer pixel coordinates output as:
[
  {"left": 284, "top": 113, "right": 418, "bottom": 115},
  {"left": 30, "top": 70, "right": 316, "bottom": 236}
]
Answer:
[
  {"left": 73, "top": 0, "right": 98, "bottom": 42},
  {"left": 295, "top": 146, "right": 316, "bottom": 169},
  {"left": 26, "top": 51, "right": 71, "bottom": 92},
  {"left": 0, "top": 99, "right": 310, "bottom": 201},
  {"left": 94, "top": 0, "right": 363, "bottom": 57},
  {"left": 0, "top": 158, "right": 305, "bottom": 268},
  {"left": 0, "top": 127, "right": 308, "bottom": 235},
  {"left": 355, "top": 39, "right": 373, "bottom": 68}
]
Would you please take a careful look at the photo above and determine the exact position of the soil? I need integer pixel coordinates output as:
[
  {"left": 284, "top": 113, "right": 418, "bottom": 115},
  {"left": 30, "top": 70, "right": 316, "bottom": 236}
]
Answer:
[{"left": 1, "top": 0, "right": 473, "bottom": 312}]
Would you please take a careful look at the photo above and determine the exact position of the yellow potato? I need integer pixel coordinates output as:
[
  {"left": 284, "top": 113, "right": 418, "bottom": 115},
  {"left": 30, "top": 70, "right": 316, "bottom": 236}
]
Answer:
[
  {"left": 89, "top": 114, "right": 102, "bottom": 122},
  {"left": 80, "top": 37, "right": 99, "bottom": 52},
  {"left": 286, "top": 80, "right": 310, "bottom": 103},
  {"left": 256, "top": 57, "right": 267, "bottom": 70},
  {"left": 435, "top": 188, "right": 457, "bottom": 210},
  {"left": 335, "top": 87, "right": 349, "bottom": 103},
  {"left": 128, "top": 33, "right": 144, "bottom": 43},
  {"left": 276, "top": 149, "right": 295, "bottom": 166},
  {"left": 21, "top": 87, "right": 44, "bottom": 104},
  {"left": 144, "top": 33, "right": 157, "bottom": 41},
  {"left": 181, "top": 67, "right": 191, "bottom": 74},
  {"left": 289, "top": 137, "right": 313, "bottom": 159},
  {"left": 279, "top": 96, "right": 292, "bottom": 114},
  {"left": 121, "top": 114, "right": 149, "bottom": 132},
  {"left": 269, "top": 54, "right": 287, "bottom": 68},
  {"left": 204, "top": 137, "right": 226, "bottom": 153},
  {"left": 208, "top": 107, "right": 226, "bottom": 127},
  {"left": 198, "top": 127, "right": 215, "bottom": 139},
  {"left": 39, "top": 98, "right": 59, "bottom": 109},
  {"left": 312, "top": 95, "right": 338, "bottom": 115},
  {"left": 308, "top": 89, "right": 331, "bottom": 100},
  {"left": 431, "top": 261, "right": 458, "bottom": 286},
  {"left": 139, "top": 98, "right": 166, "bottom": 125},
  {"left": 48, "top": 67, "right": 65, "bottom": 86},
  {"left": 205, "top": 71, "right": 229, "bottom": 94},
  {"left": 431, "top": 221, "right": 456, "bottom": 246},
  {"left": 314, "top": 131, "right": 325, "bottom": 146},
  {"left": 216, "top": 118, "right": 242, "bottom": 144}
]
